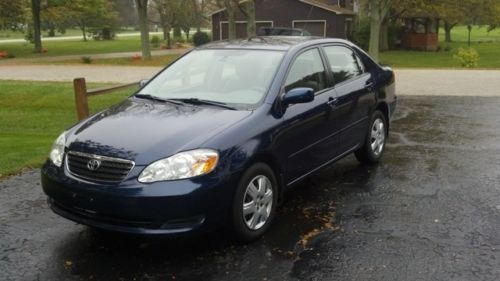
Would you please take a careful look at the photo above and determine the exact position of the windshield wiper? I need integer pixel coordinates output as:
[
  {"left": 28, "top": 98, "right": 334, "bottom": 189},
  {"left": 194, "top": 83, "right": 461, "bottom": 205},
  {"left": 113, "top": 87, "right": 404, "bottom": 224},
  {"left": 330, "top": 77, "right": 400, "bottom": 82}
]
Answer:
[
  {"left": 135, "top": 94, "right": 184, "bottom": 105},
  {"left": 169, "top": 98, "right": 237, "bottom": 110}
]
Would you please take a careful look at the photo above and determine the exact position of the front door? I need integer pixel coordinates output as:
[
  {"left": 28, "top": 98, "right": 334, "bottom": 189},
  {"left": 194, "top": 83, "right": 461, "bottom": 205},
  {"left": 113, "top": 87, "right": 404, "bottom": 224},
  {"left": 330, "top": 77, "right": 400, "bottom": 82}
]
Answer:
[{"left": 274, "top": 48, "right": 339, "bottom": 185}]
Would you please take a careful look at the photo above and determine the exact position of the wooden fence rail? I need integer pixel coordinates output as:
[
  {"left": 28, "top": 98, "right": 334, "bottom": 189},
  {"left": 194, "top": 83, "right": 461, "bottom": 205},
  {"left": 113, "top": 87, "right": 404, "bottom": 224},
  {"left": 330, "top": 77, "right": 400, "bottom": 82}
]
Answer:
[{"left": 73, "top": 78, "right": 138, "bottom": 121}]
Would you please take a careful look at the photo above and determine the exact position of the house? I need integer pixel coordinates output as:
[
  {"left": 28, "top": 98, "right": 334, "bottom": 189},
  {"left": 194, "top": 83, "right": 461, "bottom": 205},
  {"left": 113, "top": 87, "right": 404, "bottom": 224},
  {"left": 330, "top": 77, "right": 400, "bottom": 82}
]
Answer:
[{"left": 211, "top": 0, "right": 358, "bottom": 41}]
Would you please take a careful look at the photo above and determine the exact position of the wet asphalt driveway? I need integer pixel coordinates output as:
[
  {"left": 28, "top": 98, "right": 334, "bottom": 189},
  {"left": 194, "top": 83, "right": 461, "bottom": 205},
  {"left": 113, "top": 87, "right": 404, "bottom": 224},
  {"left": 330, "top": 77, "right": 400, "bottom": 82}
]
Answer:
[{"left": 1, "top": 95, "right": 500, "bottom": 281}]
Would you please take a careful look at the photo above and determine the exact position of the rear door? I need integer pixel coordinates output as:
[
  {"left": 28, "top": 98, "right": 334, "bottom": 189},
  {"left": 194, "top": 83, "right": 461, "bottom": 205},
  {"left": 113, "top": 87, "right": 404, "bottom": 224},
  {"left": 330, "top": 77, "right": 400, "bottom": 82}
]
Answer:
[{"left": 322, "top": 45, "right": 375, "bottom": 153}]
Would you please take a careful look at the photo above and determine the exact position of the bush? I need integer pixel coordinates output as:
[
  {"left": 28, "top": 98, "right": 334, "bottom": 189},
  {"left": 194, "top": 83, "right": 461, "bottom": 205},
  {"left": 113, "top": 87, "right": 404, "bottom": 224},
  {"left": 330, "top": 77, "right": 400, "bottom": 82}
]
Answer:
[
  {"left": 151, "top": 35, "right": 161, "bottom": 48},
  {"left": 25, "top": 29, "right": 34, "bottom": 44},
  {"left": 193, "top": 31, "right": 210, "bottom": 47},
  {"left": 6, "top": 53, "right": 15, "bottom": 59},
  {"left": 174, "top": 36, "right": 185, "bottom": 44},
  {"left": 90, "top": 28, "right": 116, "bottom": 41},
  {"left": 81, "top": 56, "right": 92, "bottom": 64},
  {"left": 453, "top": 47, "right": 480, "bottom": 68}
]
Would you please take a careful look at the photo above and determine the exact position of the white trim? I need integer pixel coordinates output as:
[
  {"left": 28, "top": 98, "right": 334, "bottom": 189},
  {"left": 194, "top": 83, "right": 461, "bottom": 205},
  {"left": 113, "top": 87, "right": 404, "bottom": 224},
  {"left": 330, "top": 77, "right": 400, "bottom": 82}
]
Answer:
[
  {"left": 297, "top": 0, "right": 342, "bottom": 14},
  {"left": 219, "top": 21, "right": 274, "bottom": 40},
  {"left": 292, "top": 20, "right": 327, "bottom": 37},
  {"left": 209, "top": 0, "right": 252, "bottom": 16}
]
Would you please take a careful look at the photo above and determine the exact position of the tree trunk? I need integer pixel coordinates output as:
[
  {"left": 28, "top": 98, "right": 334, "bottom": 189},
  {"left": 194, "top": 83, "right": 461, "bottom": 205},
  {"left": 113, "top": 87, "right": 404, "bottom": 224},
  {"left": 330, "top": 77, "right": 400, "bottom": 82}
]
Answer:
[
  {"left": 135, "top": 0, "right": 151, "bottom": 60},
  {"left": 225, "top": 0, "right": 236, "bottom": 40},
  {"left": 444, "top": 21, "right": 454, "bottom": 43},
  {"left": 379, "top": 20, "right": 389, "bottom": 51},
  {"left": 81, "top": 23, "right": 87, "bottom": 41},
  {"left": 167, "top": 32, "right": 172, "bottom": 49},
  {"left": 162, "top": 25, "right": 168, "bottom": 41},
  {"left": 31, "top": 0, "right": 42, "bottom": 53},
  {"left": 368, "top": 0, "right": 381, "bottom": 61},
  {"left": 245, "top": 1, "right": 256, "bottom": 37}
]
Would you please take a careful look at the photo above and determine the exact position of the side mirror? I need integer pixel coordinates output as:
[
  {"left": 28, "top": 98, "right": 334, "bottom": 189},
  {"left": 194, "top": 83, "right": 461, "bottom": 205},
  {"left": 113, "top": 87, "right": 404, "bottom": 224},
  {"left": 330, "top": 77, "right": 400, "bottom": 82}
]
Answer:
[
  {"left": 139, "top": 79, "right": 149, "bottom": 88},
  {"left": 282, "top": 87, "right": 314, "bottom": 106}
]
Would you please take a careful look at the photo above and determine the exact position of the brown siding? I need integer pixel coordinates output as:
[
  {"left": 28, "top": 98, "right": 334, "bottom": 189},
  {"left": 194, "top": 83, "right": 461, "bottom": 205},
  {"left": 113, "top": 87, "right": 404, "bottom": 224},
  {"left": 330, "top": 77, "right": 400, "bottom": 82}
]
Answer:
[{"left": 211, "top": 0, "right": 353, "bottom": 41}]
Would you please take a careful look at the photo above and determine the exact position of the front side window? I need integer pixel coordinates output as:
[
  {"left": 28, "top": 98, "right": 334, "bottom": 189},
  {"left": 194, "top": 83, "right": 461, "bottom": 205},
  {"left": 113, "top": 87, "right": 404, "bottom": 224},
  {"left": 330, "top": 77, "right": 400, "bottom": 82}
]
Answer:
[
  {"left": 324, "top": 45, "right": 364, "bottom": 85},
  {"left": 285, "top": 48, "right": 327, "bottom": 93},
  {"left": 137, "top": 49, "right": 285, "bottom": 106}
]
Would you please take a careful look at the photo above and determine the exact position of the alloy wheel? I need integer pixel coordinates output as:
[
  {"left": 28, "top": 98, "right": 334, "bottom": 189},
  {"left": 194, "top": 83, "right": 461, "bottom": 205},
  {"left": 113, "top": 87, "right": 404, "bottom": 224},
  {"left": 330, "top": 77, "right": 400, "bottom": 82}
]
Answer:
[
  {"left": 242, "top": 175, "right": 273, "bottom": 230},
  {"left": 370, "top": 118, "right": 385, "bottom": 156}
]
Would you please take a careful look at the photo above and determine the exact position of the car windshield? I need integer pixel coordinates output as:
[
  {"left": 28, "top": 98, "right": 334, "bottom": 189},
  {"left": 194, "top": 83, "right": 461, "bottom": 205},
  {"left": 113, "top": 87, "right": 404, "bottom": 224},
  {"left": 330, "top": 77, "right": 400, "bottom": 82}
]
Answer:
[{"left": 136, "top": 49, "right": 285, "bottom": 107}]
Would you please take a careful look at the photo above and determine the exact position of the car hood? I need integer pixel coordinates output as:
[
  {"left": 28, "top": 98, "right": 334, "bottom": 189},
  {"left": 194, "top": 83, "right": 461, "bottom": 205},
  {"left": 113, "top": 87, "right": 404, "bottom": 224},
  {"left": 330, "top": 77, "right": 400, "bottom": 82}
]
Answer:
[{"left": 67, "top": 98, "right": 252, "bottom": 165}]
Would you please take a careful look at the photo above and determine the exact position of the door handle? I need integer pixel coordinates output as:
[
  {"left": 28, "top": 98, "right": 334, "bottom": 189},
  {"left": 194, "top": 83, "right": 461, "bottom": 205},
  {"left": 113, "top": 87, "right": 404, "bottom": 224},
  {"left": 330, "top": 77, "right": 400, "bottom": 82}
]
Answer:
[
  {"left": 365, "top": 82, "right": 374, "bottom": 91},
  {"left": 327, "top": 97, "right": 338, "bottom": 107}
]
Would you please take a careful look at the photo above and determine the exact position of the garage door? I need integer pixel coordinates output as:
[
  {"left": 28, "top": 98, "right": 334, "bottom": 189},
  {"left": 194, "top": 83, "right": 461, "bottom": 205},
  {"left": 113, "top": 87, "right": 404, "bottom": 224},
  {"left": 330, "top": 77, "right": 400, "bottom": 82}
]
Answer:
[
  {"left": 293, "top": 21, "right": 326, "bottom": 37},
  {"left": 220, "top": 21, "right": 273, "bottom": 40}
]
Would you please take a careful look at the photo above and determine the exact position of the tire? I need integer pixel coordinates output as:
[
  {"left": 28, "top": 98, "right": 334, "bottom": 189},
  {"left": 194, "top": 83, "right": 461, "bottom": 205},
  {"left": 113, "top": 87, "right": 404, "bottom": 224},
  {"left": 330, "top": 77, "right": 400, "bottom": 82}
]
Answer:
[
  {"left": 355, "top": 110, "right": 388, "bottom": 164},
  {"left": 231, "top": 163, "right": 278, "bottom": 242}
]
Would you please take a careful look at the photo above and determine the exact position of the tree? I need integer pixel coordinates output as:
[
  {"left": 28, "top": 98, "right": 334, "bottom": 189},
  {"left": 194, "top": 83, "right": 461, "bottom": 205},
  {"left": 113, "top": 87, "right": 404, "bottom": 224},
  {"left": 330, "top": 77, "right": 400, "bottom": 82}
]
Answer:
[
  {"left": 135, "top": 0, "right": 151, "bottom": 60},
  {"left": 433, "top": 0, "right": 465, "bottom": 42},
  {"left": 151, "top": 0, "right": 177, "bottom": 48},
  {"left": 31, "top": 0, "right": 42, "bottom": 53},
  {"left": 0, "top": 0, "right": 26, "bottom": 30},
  {"left": 67, "top": 0, "right": 119, "bottom": 41},
  {"left": 113, "top": 0, "right": 138, "bottom": 27},
  {"left": 240, "top": 0, "right": 256, "bottom": 37},
  {"left": 42, "top": 2, "right": 71, "bottom": 37},
  {"left": 368, "top": 0, "right": 392, "bottom": 61},
  {"left": 216, "top": 0, "right": 256, "bottom": 39}
]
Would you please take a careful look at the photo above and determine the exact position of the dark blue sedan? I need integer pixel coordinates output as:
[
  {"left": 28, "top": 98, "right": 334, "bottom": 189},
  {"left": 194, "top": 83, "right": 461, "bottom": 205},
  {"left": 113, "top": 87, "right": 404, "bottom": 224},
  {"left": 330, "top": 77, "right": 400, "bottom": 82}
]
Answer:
[{"left": 42, "top": 37, "right": 396, "bottom": 241}]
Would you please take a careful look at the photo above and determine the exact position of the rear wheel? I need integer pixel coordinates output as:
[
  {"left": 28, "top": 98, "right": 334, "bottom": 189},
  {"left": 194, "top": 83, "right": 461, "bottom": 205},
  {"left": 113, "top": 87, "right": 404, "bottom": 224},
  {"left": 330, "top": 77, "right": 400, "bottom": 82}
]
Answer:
[
  {"left": 355, "top": 110, "right": 387, "bottom": 164},
  {"left": 231, "top": 163, "right": 278, "bottom": 242}
]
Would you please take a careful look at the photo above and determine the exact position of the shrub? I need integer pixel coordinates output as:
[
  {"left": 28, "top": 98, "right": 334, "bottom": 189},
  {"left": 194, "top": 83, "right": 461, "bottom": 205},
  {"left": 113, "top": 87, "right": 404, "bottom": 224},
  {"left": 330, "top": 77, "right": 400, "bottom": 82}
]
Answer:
[
  {"left": 151, "top": 35, "right": 161, "bottom": 48},
  {"left": 174, "top": 36, "right": 185, "bottom": 44},
  {"left": 444, "top": 45, "right": 452, "bottom": 52},
  {"left": 453, "top": 47, "right": 480, "bottom": 68},
  {"left": 81, "top": 56, "right": 92, "bottom": 64},
  {"left": 6, "top": 52, "right": 15, "bottom": 59},
  {"left": 193, "top": 31, "right": 210, "bottom": 47}
]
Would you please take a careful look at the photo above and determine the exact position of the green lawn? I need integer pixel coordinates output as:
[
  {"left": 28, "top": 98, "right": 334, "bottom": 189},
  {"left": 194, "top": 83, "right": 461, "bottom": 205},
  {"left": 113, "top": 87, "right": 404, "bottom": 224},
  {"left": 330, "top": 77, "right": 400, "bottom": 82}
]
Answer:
[
  {"left": 0, "top": 80, "right": 135, "bottom": 177},
  {"left": 380, "top": 25, "right": 500, "bottom": 69},
  {"left": 0, "top": 27, "right": 141, "bottom": 40},
  {"left": 0, "top": 36, "right": 147, "bottom": 58}
]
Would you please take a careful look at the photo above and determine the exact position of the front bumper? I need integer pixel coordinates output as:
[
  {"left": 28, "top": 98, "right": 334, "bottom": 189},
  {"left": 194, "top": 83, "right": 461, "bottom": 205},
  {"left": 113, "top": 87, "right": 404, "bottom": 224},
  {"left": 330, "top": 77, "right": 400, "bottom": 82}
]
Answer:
[{"left": 41, "top": 160, "right": 238, "bottom": 235}]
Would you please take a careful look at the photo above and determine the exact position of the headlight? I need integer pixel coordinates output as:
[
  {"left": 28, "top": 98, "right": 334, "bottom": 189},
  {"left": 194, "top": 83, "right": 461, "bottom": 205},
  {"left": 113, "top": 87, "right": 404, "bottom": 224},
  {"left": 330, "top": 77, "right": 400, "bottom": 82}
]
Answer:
[
  {"left": 138, "top": 149, "right": 219, "bottom": 183},
  {"left": 49, "top": 132, "right": 67, "bottom": 167}
]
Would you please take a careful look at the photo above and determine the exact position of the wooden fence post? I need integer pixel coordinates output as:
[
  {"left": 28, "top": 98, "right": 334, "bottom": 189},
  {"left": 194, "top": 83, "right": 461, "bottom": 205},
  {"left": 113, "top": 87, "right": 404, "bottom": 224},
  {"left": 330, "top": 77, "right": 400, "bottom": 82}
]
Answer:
[{"left": 73, "top": 78, "right": 89, "bottom": 121}]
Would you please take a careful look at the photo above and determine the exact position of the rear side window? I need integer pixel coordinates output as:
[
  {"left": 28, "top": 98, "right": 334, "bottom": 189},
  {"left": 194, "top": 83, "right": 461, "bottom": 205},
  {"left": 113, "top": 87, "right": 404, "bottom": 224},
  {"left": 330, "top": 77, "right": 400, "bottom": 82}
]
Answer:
[
  {"left": 323, "top": 45, "right": 364, "bottom": 84},
  {"left": 285, "top": 48, "right": 327, "bottom": 93}
]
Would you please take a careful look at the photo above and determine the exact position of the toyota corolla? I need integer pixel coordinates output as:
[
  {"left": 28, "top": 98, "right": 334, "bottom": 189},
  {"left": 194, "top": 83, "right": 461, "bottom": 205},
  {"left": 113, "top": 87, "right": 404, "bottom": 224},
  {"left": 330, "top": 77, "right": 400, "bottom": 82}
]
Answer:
[{"left": 41, "top": 37, "right": 396, "bottom": 241}]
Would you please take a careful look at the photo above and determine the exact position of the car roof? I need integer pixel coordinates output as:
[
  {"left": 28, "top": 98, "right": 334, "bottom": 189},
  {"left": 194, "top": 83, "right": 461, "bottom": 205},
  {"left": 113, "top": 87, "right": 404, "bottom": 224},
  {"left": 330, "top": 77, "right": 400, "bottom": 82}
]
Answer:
[{"left": 198, "top": 36, "right": 353, "bottom": 51}]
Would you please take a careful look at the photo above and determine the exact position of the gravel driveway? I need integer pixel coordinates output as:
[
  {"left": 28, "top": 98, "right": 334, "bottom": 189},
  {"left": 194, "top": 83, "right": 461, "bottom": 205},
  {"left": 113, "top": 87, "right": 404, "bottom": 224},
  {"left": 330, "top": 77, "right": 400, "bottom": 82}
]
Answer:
[
  {"left": 1, "top": 95, "right": 500, "bottom": 281},
  {"left": 0, "top": 65, "right": 499, "bottom": 96}
]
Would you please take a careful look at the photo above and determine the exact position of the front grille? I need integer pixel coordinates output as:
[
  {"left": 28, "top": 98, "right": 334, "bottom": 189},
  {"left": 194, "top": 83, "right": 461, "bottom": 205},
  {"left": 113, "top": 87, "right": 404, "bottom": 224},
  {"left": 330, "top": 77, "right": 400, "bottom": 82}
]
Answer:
[{"left": 66, "top": 151, "right": 134, "bottom": 184}]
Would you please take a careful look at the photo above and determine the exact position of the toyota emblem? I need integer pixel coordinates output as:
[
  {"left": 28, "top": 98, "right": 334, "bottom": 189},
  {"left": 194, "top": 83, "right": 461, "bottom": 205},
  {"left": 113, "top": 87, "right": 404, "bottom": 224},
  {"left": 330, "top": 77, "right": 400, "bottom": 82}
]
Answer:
[{"left": 87, "top": 159, "right": 101, "bottom": 171}]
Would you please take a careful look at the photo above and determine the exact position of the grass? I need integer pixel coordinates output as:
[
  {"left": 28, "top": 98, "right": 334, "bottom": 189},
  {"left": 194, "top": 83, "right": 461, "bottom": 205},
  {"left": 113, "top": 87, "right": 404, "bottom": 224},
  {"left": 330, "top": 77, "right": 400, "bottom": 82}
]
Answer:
[
  {"left": 0, "top": 27, "right": 144, "bottom": 40},
  {"left": 0, "top": 36, "right": 147, "bottom": 58},
  {"left": 0, "top": 80, "right": 136, "bottom": 178},
  {"left": 380, "top": 25, "right": 500, "bottom": 69}
]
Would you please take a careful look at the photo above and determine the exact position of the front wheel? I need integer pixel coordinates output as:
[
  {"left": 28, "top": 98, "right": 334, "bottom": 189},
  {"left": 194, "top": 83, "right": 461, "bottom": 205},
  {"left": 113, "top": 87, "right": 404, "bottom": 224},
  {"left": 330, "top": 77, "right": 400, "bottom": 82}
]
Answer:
[
  {"left": 355, "top": 110, "right": 387, "bottom": 164},
  {"left": 231, "top": 163, "right": 278, "bottom": 242}
]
